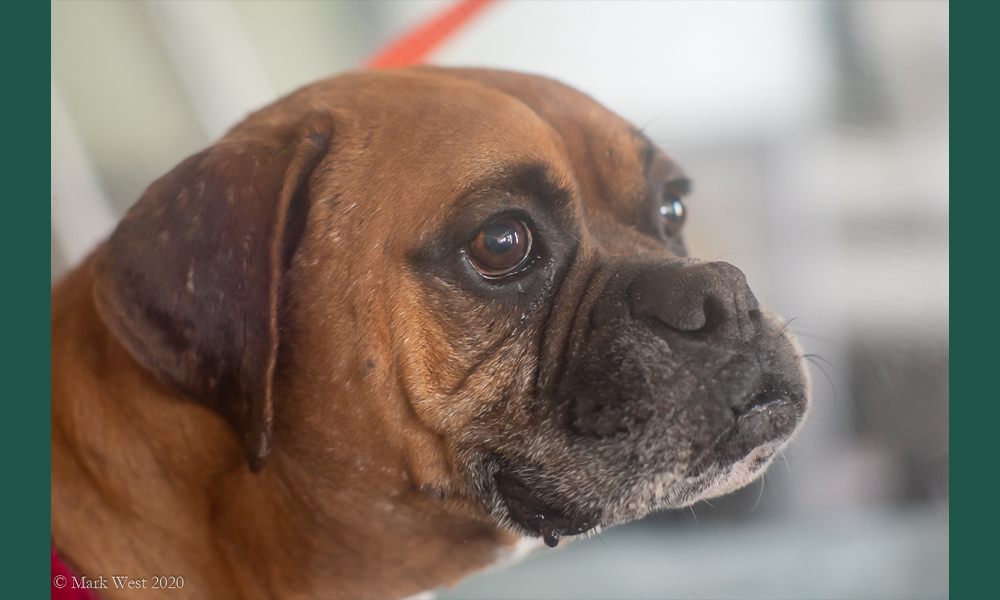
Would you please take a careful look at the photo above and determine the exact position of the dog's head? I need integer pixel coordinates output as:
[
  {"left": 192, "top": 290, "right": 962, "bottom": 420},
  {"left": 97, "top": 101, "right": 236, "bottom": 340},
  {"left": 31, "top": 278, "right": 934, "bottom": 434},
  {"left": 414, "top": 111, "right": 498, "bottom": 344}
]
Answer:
[{"left": 93, "top": 68, "right": 809, "bottom": 548}]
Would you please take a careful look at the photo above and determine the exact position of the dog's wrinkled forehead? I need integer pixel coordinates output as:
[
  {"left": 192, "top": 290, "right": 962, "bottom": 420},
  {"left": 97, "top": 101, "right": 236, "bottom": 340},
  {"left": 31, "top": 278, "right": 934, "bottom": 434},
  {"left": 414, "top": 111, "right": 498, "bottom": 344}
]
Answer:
[
  {"left": 327, "top": 72, "right": 574, "bottom": 199},
  {"left": 436, "top": 69, "right": 687, "bottom": 223},
  {"left": 258, "top": 69, "right": 681, "bottom": 237}
]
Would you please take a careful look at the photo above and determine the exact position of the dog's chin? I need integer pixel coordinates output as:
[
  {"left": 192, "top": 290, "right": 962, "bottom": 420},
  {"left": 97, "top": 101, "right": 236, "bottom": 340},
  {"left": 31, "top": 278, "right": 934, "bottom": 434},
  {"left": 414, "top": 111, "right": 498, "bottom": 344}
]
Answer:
[
  {"left": 686, "top": 442, "right": 783, "bottom": 503},
  {"left": 489, "top": 444, "right": 779, "bottom": 549},
  {"left": 486, "top": 389, "right": 806, "bottom": 547}
]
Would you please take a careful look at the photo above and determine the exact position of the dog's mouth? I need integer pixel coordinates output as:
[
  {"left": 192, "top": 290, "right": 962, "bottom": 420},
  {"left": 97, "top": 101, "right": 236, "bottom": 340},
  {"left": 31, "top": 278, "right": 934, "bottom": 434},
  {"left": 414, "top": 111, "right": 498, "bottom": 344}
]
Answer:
[
  {"left": 493, "top": 467, "right": 598, "bottom": 547},
  {"left": 486, "top": 387, "right": 805, "bottom": 548},
  {"left": 705, "top": 389, "right": 803, "bottom": 469}
]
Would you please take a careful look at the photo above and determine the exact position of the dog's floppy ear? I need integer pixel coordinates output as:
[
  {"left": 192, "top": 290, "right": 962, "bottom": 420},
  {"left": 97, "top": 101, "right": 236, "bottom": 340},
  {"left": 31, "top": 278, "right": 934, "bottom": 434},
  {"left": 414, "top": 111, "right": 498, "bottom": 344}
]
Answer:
[{"left": 93, "top": 112, "right": 334, "bottom": 472}]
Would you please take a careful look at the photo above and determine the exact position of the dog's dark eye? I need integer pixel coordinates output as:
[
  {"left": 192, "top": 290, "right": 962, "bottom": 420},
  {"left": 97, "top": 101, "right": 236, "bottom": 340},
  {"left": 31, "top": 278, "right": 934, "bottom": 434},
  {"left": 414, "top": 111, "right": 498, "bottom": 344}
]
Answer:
[
  {"left": 659, "top": 192, "right": 686, "bottom": 236},
  {"left": 467, "top": 218, "right": 533, "bottom": 278}
]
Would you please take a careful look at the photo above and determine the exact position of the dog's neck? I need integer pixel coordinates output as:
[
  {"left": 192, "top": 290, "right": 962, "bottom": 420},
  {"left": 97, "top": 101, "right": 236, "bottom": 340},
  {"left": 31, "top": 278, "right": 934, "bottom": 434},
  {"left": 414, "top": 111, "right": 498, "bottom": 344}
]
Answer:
[{"left": 51, "top": 260, "right": 515, "bottom": 599}]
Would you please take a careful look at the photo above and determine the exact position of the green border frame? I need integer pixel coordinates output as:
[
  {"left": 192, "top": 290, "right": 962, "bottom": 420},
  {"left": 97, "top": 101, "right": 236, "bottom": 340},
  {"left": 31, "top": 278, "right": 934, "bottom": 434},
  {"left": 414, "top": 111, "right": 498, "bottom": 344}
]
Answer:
[
  {"left": 951, "top": 2, "right": 981, "bottom": 599},
  {"left": 9, "top": 1, "right": 51, "bottom": 597}
]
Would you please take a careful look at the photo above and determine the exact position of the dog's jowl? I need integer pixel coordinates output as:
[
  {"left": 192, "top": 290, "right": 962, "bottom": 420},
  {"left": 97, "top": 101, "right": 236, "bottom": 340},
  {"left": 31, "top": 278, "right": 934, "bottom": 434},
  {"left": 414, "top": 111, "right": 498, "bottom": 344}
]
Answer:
[{"left": 51, "top": 68, "right": 810, "bottom": 599}]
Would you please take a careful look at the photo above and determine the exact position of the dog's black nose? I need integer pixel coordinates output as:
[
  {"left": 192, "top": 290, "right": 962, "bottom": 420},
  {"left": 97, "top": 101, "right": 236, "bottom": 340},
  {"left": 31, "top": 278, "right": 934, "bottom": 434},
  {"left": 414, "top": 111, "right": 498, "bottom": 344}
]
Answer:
[{"left": 629, "top": 261, "right": 761, "bottom": 340}]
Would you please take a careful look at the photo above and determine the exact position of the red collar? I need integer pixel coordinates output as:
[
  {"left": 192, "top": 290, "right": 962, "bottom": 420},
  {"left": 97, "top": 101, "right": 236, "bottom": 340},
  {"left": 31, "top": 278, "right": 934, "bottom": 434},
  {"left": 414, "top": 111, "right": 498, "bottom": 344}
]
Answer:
[{"left": 51, "top": 546, "right": 99, "bottom": 600}]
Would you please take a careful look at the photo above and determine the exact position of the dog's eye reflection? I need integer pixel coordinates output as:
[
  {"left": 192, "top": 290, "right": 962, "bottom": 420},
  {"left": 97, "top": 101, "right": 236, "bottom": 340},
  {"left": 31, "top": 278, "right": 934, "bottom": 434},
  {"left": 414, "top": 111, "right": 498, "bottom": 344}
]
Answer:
[
  {"left": 466, "top": 218, "right": 533, "bottom": 278},
  {"left": 659, "top": 193, "right": 686, "bottom": 236}
]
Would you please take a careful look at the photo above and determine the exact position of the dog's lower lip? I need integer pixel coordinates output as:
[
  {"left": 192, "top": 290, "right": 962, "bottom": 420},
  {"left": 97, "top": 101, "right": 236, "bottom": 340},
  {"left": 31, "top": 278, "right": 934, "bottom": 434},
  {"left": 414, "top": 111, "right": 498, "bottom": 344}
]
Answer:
[
  {"left": 728, "top": 395, "right": 798, "bottom": 456},
  {"left": 493, "top": 469, "right": 596, "bottom": 547}
]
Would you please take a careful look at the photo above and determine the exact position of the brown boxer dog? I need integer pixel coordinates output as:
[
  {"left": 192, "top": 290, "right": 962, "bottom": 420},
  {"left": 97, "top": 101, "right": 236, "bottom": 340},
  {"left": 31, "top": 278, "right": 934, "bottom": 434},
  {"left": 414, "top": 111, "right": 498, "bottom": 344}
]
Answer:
[{"left": 51, "top": 68, "right": 810, "bottom": 599}]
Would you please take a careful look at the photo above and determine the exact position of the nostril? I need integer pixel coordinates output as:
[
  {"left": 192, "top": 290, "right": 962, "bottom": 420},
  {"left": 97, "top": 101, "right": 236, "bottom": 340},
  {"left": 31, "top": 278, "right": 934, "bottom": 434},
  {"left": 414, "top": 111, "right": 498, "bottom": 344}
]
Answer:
[
  {"left": 698, "top": 297, "right": 727, "bottom": 334},
  {"left": 748, "top": 308, "right": 762, "bottom": 321}
]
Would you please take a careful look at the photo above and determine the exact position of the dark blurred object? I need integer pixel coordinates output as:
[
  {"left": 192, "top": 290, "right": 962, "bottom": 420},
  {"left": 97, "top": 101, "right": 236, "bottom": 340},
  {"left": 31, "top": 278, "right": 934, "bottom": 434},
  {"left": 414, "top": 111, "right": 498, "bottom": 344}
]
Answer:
[{"left": 848, "top": 335, "right": 949, "bottom": 503}]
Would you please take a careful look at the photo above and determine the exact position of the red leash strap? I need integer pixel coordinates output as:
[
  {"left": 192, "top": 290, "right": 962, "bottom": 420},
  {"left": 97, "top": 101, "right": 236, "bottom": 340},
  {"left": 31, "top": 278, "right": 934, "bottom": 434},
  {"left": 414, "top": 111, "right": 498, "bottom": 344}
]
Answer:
[{"left": 365, "top": 0, "right": 497, "bottom": 69}]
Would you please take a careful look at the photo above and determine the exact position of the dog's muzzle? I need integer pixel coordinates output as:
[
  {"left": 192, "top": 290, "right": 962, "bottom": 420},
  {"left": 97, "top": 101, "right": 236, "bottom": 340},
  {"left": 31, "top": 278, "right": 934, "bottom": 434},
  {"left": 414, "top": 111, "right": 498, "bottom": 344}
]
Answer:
[
  {"left": 486, "top": 258, "right": 808, "bottom": 546},
  {"left": 629, "top": 259, "right": 804, "bottom": 453}
]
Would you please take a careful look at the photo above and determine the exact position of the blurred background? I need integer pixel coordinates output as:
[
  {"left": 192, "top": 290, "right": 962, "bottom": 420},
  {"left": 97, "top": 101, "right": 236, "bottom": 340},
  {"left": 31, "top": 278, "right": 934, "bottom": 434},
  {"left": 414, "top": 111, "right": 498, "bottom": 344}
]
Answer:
[{"left": 51, "top": 1, "right": 949, "bottom": 598}]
